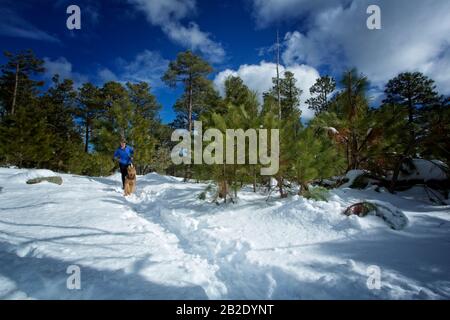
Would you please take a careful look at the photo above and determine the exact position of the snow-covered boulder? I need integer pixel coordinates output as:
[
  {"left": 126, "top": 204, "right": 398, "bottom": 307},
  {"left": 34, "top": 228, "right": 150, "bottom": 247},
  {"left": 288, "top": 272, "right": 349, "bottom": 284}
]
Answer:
[
  {"left": 339, "top": 170, "right": 367, "bottom": 188},
  {"left": 9, "top": 169, "right": 59, "bottom": 184},
  {"left": 343, "top": 201, "right": 408, "bottom": 230},
  {"left": 398, "top": 159, "right": 448, "bottom": 182},
  {"left": 26, "top": 176, "right": 63, "bottom": 185}
]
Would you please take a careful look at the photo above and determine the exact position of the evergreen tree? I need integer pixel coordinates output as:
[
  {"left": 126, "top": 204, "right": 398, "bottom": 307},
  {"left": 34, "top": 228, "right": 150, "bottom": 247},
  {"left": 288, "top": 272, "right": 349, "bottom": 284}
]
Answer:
[
  {"left": 383, "top": 72, "right": 439, "bottom": 139},
  {"left": 421, "top": 96, "right": 450, "bottom": 164},
  {"left": 291, "top": 127, "right": 344, "bottom": 195},
  {"left": 126, "top": 82, "right": 160, "bottom": 175},
  {"left": 0, "top": 50, "right": 49, "bottom": 168},
  {"left": 263, "top": 71, "right": 303, "bottom": 197},
  {"left": 41, "top": 75, "right": 83, "bottom": 171},
  {"left": 264, "top": 71, "right": 302, "bottom": 120},
  {"left": 0, "top": 50, "right": 44, "bottom": 115},
  {"left": 78, "top": 83, "right": 102, "bottom": 153},
  {"left": 306, "top": 76, "right": 336, "bottom": 115},
  {"left": 310, "top": 69, "right": 376, "bottom": 172},
  {"left": 382, "top": 72, "right": 440, "bottom": 190},
  {"left": 162, "top": 51, "right": 213, "bottom": 133},
  {"left": 336, "top": 69, "right": 371, "bottom": 171},
  {"left": 93, "top": 81, "right": 160, "bottom": 175},
  {"left": 171, "top": 78, "right": 223, "bottom": 130},
  {"left": 198, "top": 76, "right": 262, "bottom": 201},
  {"left": 224, "top": 76, "right": 253, "bottom": 108},
  {"left": 0, "top": 101, "right": 53, "bottom": 168}
]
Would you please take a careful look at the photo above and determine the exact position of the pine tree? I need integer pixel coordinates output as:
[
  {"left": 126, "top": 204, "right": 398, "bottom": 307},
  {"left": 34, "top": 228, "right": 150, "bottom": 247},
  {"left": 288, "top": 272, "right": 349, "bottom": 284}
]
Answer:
[
  {"left": 197, "top": 75, "right": 262, "bottom": 201},
  {"left": 171, "top": 78, "right": 223, "bottom": 130},
  {"left": 126, "top": 82, "right": 160, "bottom": 175},
  {"left": 0, "top": 102, "right": 53, "bottom": 168},
  {"left": 162, "top": 51, "right": 213, "bottom": 134},
  {"left": 336, "top": 69, "right": 371, "bottom": 171},
  {"left": 0, "top": 50, "right": 49, "bottom": 168},
  {"left": 78, "top": 83, "right": 102, "bottom": 153},
  {"left": 291, "top": 127, "right": 344, "bottom": 195},
  {"left": 382, "top": 72, "right": 440, "bottom": 190},
  {"left": 93, "top": 81, "right": 160, "bottom": 175},
  {"left": 0, "top": 50, "right": 44, "bottom": 115},
  {"left": 306, "top": 76, "right": 336, "bottom": 115},
  {"left": 310, "top": 69, "right": 375, "bottom": 172},
  {"left": 421, "top": 96, "right": 450, "bottom": 164},
  {"left": 383, "top": 72, "right": 439, "bottom": 142},
  {"left": 263, "top": 71, "right": 303, "bottom": 197},
  {"left": 41, "top": 75, "right": 83, "bottom": 171},
  {"left": 94, "top": 81, "right": 130, "bottom": 154},
  {"left": 264, "top": 71, "right": 302, "bottom": 120},
  {"left": 162, "top": 51, "right": 215, "bottom": 180}
]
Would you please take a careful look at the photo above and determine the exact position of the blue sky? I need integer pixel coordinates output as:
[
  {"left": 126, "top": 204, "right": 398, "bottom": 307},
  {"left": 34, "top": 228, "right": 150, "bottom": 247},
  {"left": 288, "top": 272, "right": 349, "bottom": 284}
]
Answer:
[{"left": 1, "top": 0, "right": 449, "bottom": 122}]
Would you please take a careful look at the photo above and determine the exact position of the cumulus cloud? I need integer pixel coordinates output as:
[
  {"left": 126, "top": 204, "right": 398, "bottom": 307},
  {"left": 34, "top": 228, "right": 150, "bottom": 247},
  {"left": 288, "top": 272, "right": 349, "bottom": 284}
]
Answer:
[
  {"left": 127, "top": 0, "right": 225, "bottom": 63},
  {"left": 97, "top": 68, "right": 118, "bottom": 83},
  {"left": 419, "top": 47, "right": 450, "bottom": 96},
  {"left": 214, "top": 61, "right": 320, "bottom": 120},
  {"left": 116, "top": 50, "right": 169, "bottom": 87},
  {"left": 127, "top": 0, "right": 196, "bottom": 25},
  {"left": 43, "top": 57, "right": 88, "bottom": 87},
  {"left": 0, "top": 7, "right": 59, "bottom": 43},
  {"left": 251, "top": 0, "right": 450, "bottom": 95},
  {"left": 250, "top": 0, "right": 352, "bottom": 28},
  {"left": 43, "top": 50, "right": 169, "bottom": 89},
  {"left": 161, "top": 22, "right": 225, "bottom": 63}
]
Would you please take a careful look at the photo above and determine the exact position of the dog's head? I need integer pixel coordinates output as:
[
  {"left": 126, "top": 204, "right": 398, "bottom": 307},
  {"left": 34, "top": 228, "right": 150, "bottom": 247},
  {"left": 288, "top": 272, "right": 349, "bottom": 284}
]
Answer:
[{"left": 127, "top": 164, "right": 136, "bottom": 179}]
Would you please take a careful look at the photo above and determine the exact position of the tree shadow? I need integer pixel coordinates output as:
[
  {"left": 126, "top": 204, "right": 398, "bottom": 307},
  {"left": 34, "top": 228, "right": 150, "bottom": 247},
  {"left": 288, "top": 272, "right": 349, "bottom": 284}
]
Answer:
[
  {"left": 0, "top": 241, "right": 207, "bottom": 300},
  {"left": 311, "top": 227, "right": 450, "bottom": 299}
]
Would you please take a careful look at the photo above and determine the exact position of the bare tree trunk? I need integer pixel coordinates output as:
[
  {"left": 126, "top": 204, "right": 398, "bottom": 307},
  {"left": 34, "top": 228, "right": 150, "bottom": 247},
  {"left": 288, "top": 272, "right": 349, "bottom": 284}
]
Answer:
[
  {"left": 276, "top": 30, "right": 282, "bottom": 121},
  {"left": 188, "top": 80, "right": 193, "bottom": 134},
  {"left": 11, "top": 62, "right": 19, "bottom": 115},
  {"left": 390, "top": 138, "right": 416, "bottom": 192},
  {"left": 345, "top": 143, "right": 351, "bottom": 172},
  {"left": 184, "top": 75, "right": 194, "bottom": 182},
  {"left": 84, "top": 117, "right": 90, "bottom": 153},
  {"left": 275, "top": 31, "right": 285, "bottom": 198}
]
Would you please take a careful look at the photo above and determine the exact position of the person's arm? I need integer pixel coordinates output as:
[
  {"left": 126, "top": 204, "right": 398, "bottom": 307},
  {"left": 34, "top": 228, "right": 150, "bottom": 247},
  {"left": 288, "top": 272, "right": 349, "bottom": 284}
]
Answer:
[{"left": 113, "top": 148, "right": 119, "bottom": 161}]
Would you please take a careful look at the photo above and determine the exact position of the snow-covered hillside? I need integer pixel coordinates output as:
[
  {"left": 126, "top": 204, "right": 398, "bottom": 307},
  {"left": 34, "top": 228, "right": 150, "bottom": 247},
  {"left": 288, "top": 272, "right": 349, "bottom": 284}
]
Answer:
[{"left": 0, "top": 168, "right": 449, "bottom": 300}]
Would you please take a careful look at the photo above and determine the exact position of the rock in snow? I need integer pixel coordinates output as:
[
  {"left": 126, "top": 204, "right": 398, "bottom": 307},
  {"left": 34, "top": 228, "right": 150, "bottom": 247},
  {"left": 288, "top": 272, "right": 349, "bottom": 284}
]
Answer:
[
  {"left": 398, "top": 159, "right": 449, "bottom": 182},
  {"left": 0, "top": 167, "right": 449, "bottom": 299},
  {"left": 343, "top": 201, "right": 408, "bottom": 230},
  {"left": 26, "top": 176, "right": 63, "bottom": 185}
]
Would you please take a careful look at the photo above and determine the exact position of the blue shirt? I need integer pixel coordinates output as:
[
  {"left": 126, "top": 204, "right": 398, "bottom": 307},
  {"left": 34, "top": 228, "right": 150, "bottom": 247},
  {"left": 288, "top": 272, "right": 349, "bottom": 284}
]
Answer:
[{"left": 114, "top": 146, "right": 134, "bottom": 165}]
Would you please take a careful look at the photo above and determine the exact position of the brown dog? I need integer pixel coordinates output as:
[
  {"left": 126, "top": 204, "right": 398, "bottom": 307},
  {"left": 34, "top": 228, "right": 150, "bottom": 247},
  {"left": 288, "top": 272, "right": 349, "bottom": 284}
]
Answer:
[{"left": 124, "top": 164, "right": 137, "bottom": 196}]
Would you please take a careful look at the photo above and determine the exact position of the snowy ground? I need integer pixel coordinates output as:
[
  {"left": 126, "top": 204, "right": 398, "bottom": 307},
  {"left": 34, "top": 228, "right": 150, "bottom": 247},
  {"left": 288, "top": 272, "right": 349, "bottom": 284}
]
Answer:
[{"left": 0, "top": 168, "right": 449, "bottom": 300}]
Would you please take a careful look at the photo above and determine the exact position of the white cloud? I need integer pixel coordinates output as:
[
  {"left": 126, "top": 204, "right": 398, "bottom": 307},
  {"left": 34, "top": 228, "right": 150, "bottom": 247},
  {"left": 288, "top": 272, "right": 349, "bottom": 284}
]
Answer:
[
  {"left": 279, "top": 0, "right": 450, "bottom": 94},
  {"left": 43, "top": 57, "right": 88, "bottom": 87},
  {"left": 97, "top": 68, "right": 118, "bottom": 83},
  {"left": 214, "top": 61, "right": 320, "bottom": 120},
  {"left": 116, "top": 50, "right": 169, "bottom": 87},
  {"left": 127, "top": 0, "right": 196, "bottom": 25},
  {"left": 43, "top": 50, "right": 169, "bottom": 89},
  {"left": 250, "top": 0, "right": 351, "bottom": 28},
  {"left": 0, "top": 7, "right": 59, "bottom": 43},
  {"left": 127, "top": 0, "right": 225, "bottom": 63},
  {"left": 162, "top": 22, "right": 225, "bottom": 63},
  {"left": 421, "top": 48, "right": 450, "bottom": 96}
]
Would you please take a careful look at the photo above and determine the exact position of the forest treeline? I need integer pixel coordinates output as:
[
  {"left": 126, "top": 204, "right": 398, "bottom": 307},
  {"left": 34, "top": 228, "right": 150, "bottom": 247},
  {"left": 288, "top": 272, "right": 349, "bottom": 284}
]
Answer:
[{"left": 0, "top": 49, "right": 449, "bottom": 200}]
